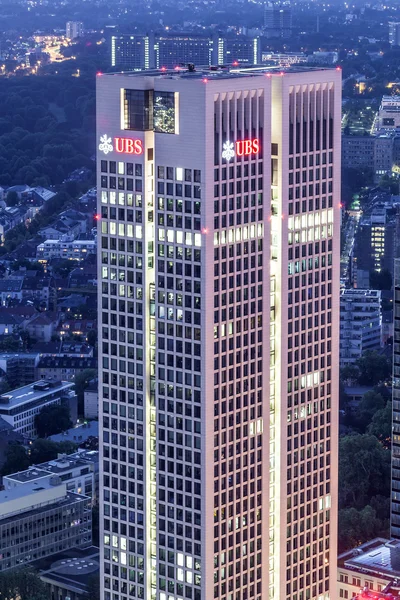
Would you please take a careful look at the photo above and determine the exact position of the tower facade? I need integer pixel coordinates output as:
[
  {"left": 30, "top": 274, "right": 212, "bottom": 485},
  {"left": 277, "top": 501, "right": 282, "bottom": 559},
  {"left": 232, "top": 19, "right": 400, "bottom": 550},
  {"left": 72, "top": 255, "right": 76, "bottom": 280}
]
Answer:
[{"left": 97, "top": 65, "right": 341, "bottom": 600}]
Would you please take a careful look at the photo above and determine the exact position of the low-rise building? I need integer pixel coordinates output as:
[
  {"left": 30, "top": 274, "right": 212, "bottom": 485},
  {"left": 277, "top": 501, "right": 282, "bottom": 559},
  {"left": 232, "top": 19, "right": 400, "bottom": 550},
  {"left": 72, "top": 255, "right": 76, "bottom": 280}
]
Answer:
[
  {"left": 24, "top": 312, "right": 57, "bottom": 342},
  {"left": 338, "top": 538, "right": 400, "bottom": 599},
  {"left": 340, "top": 289, "right": 382, "bottom": 366},
  {"left": 3, "top": 449, "right": 99, "bottom": 503},
  {"left": 37, "top": 238, "right": 96, "bottom": 262},
  {"left": 49, "top": 420, "right": 98, "bottom": 445},
  {"left": 0, "top": 380, "right": 76, "bottom": 438},
  {"left": 37, "top": 356, "right": 97, "bottom": 382},
  {"left": 33, "top": 546, "right": 99, "bottom": 600},
  {"left": 84, "top": 380, "right": 98, "bottom": 420},
  {"left": 0, "top": 479, "right": 91, "bottom": 571},
  {"left": 0, "top": 352, "right": 40, "bottom": 386}
]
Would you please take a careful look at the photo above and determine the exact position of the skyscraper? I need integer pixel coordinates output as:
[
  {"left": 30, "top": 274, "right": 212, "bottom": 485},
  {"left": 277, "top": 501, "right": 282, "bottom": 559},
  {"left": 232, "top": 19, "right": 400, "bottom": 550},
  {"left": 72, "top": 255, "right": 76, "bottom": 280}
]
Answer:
[
  {"left": 264, "top": 3, "right": 292, "bottom": 39},
  {"left": 392, "top": 258, "right": 400, "bottom": 538},
  {"left": 97, "top": 64, "right": 341, "bottom": 600}
]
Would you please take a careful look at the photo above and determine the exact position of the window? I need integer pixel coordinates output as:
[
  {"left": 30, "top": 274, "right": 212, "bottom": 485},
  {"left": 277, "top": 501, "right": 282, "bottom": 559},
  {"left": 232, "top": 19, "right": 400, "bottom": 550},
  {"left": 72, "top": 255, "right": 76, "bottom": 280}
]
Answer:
[
  {"left": 154, "top": 91, "right": 176, "bottom": 134},
  {"left": 124, "top": 89, "right": 153, "bottom": 130}
]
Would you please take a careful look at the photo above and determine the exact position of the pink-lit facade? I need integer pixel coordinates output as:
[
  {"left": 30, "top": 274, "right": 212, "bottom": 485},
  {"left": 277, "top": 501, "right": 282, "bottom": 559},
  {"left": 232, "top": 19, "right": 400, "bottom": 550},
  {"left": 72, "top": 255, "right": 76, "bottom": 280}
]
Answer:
[{"left": 97, "top": 65, "right": 341, "bottom": 600}]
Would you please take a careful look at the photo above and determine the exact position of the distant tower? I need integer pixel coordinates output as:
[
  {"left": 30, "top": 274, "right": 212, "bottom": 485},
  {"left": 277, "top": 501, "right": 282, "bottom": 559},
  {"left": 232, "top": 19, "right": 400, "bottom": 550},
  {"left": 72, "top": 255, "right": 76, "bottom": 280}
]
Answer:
[
  {"left": 66, "top": 21, "right": 84, "bottom": 40},
  {"left": 264, "top": 2, "right": 292, "bottom": 38},
  {"left": 389, "top": 22, "right": 400, "bottom": 46}
]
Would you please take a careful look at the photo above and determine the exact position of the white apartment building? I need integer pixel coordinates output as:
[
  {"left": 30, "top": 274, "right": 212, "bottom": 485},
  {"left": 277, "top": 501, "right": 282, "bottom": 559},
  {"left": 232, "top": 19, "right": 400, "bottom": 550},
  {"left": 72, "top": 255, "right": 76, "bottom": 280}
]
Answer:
[
  {"left": 97, "top": 65, "right": 341, "bottom": 600},
  {"left": 36, "top": 237, "right": 96, "bottom": 262}
]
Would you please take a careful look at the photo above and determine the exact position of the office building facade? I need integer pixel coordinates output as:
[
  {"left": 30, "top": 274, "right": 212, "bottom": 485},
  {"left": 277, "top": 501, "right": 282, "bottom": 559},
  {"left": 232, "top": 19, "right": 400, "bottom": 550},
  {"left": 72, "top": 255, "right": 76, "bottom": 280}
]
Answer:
[
  {"left": 264, "top": 2, "right": 292, "bottom": 38},
  {"left": 392, "top": 259, "right": 400, "bottom": 538},
  {"left": 97, "top": 65, "right": 341, "bottom": 600},
  {"left": 0, "top": 480, "right": 91, "bottom": 571},
  {"left": 339, "top": 289, "right": 382, "bottom": 367}
]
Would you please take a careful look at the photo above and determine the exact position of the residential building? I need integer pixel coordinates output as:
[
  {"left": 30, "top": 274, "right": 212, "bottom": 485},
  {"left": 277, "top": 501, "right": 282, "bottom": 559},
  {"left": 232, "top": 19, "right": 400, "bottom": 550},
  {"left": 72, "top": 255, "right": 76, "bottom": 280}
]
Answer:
[
  {"left": 392, "top": 259, "right": 400, "bottom": 538},
  {"left": 0, "top": 479, "right": 91, "bottom": 572},
  {"left": 0, "top": 279, "right": 23, "bottom": 305},
  {"left": 111, "top": 34, "right": 153, "bottom": 70},
  {"left": 24, "top": 312, "right": 57, "bottom": 342},
  {"left": 0, "top": 380, "right": 76, "bottom": 438},
  {"left": 37, "top": 356, "right": 97, "bottom": 382},
  {"left": 389, "top": 22, "right": 400, "bottom": 47},
  {"left": 36, "top": 238, "right": 96, "bottom": 262},
  {"left": 84, "top": 380, "right": 98, "bottom": 420},
  {"left": 339, "top": 289, "right": 382, "bottom": 367},
  {"left": 97, "top": 65, "right": 341, "bottom": 600},
  {"left": 155, "top": 34, "right": 216, "bottom": 69},
  {"left": 338, "top": 538, "right": 400, "bottom": 599},
  {"left": 221, "top": 36, "right": 261, "bottom": 65},
  {"left": 0, "top": 312, "right": 24, "bottom": 335},
  {"left": 264, "top": 2, "right": 292, "bottom": 38},
  {"left": 66, "top": 21, "right": 84, "bottom": 40},
  {"left": 3, "top": 449, "right": 99, "bottom": 503}
]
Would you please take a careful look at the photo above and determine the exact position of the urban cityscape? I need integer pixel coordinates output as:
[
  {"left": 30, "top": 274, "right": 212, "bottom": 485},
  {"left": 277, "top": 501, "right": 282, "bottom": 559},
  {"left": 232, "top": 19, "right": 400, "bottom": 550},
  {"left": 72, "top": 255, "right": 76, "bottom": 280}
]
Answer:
[{"left": 0, "top": 0, "right": 399, "bottom": 599}]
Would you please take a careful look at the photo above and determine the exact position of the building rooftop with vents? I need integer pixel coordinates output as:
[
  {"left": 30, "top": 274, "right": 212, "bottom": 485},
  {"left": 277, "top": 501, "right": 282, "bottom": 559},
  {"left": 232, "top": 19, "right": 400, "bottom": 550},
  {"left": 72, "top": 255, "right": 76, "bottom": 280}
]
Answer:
[{"left": 338, "top": 538, "right": 400, "bottom": 599}]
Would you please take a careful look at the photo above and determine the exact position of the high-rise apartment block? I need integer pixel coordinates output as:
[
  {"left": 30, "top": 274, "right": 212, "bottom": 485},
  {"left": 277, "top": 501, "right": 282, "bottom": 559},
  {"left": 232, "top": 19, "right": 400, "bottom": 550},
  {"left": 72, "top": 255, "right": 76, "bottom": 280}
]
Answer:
[
  {"left": 264, "top": 2, "right": 293, "bottom": 38},
  {"left": 97, "top": 65, "right": 341, "bottom": 600},
  {"left": 66, "top": 21, "right": 84, "bottom": 40},
  {"left": 111, "top": 35, "right": 154, "bottom": 70},
  {"left": 389, "top": 22, "right": 400, "bottom": 47},
  {"left": 110, "top": 34, "right": 261, "bottom": 71}
]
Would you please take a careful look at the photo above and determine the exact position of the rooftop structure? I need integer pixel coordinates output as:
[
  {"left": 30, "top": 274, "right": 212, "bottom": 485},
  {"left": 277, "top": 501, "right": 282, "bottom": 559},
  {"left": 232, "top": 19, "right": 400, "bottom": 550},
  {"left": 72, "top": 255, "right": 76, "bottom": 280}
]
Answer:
[
  {"left": 3, "top": 449, "right": 99, "bottom": 502},
  {"left": 0, "top": 380, "right": 75, "bottom": 438},
  {"left": 32, "top": 546, "right": 99, "bottom": 600},
  {"left": 338, "top": 538, "right": 400, "bottom": 599}
]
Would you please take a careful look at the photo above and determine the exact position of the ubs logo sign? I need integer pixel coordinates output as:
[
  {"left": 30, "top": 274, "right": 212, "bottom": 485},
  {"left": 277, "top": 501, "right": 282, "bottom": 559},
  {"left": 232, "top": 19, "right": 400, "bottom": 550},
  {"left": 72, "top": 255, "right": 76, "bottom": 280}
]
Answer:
[
  {"left": 99, "top": 135, "right": 144, "bottom": 156},
  {"left": 222, "top": 139, "right": 260, "bottom": 161}
]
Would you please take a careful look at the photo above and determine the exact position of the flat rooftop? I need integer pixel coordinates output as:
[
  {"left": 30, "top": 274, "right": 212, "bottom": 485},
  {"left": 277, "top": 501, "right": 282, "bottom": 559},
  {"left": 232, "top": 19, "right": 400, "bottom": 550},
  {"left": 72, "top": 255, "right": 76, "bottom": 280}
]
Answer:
[
  {"left": 49, "top": 420, "right": 98, "bottom": 443},
  {"left": 5, "top": 452, "right": 98, "bottom": 484},
  {"left": 0, "top": 380, "right": 73, "bottom": 409},
  {"left": 102, "top": 64, "right": 339, "bottom": 81},
  {"left": 339, "top": 538, "right": 400, "bottom": 580},
  {"left": 32, "top": 546, "right": 99, "bottom": 595}
]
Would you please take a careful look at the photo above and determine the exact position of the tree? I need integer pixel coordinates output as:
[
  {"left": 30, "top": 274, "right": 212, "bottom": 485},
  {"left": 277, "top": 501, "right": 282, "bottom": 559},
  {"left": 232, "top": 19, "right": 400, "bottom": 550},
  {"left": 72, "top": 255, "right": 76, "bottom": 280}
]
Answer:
[
  {"left": 0, "top": 567, "right": 48, "bottom": 600},
  {"left": 356, "top": 350, "right": 391, "bottom": 386},
  {"left": 338, "top": 505, "right": 388, "bottom": 553},
  {"left": 1, "top": 442, "right": 30, "bottom": 476},
  {"left": 87, "top": 329, "right": 97, "bottom": 347},
  {"left": 339, "top": 434, "right": 391, "bottom": 510},
  {"left": 5, "top": 190, "right": 18, "bottom": 207},
  {"left": 30, "top": 438, "right": 78, "bottom": 463},
  {"left": 367, "top": 401, "right": 392, "bottom": 447},
  {"left": 355, "top": 390, "right": 386, "bottom": 432},
  {"left": 34, "top": 402, "right": 72, "bottom": 438}
]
